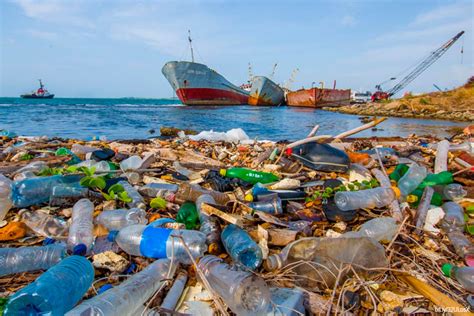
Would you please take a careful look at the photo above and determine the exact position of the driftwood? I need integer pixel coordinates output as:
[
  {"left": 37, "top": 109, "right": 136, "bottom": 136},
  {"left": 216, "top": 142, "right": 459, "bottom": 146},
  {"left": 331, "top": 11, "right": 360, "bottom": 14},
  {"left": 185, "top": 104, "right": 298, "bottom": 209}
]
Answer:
[
  {"left": 332, "top": 117, "right": 387, "bottom": 140},
  {"left": 200, "top": 203, "right": 243, "bottom": 226},
  {"left": 0, "top": 156, "right": 70, "bottom": 174}
]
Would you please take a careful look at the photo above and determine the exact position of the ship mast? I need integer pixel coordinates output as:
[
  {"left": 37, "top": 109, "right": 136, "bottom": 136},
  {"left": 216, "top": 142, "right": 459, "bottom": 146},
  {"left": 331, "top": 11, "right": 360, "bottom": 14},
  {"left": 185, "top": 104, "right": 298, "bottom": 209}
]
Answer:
[
  {"left": 188, "top": 30, "right": 195, "bottom": 62},
  {"left": 38, "top": 79, "right": 44, "bottom": 89}
]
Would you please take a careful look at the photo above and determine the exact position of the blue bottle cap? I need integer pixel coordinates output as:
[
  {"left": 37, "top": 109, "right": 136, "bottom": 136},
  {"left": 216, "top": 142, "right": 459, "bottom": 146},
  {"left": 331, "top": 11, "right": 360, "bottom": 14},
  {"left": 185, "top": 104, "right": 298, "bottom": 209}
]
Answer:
[
  {"left": 107, "top": 231, "right": 119, "bottom": 242},
  {"left": 72, "top": 244, "right": 87, "bottom": 256},
  {"left": 124, "top": 263, "right": 136, "bottom": 274},
  {"left": 43, "top": 237, "right": 56, "bottom": 245},
  {"left": 98, "top": 284, "right": 113, "bottom": 294}
]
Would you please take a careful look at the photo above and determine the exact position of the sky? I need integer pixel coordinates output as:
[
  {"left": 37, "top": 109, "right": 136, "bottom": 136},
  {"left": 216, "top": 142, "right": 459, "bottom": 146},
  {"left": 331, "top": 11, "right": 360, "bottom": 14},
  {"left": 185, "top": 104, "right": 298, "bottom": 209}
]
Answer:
[{"left": 0, "top": 0, "right": 472, "bottom": 98}]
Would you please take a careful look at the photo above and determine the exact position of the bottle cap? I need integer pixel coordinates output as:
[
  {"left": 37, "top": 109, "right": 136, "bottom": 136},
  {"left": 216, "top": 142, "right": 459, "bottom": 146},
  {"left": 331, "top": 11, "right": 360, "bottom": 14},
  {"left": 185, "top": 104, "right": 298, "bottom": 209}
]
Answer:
[
  {"left": 208, "top": 243, "right": 220, "bottom": 255},
  {"left": 107, "top": 230, "right": 119, "bottom": 242},
  {"left": 391, "top": 186, "right": 401, "bottom": 198},
  {"left": 406, "top": 195, "right": 418, "bottom": 203},
  {"left": 43, "top": 237, "right": 56, "bottom": 245},
  {"left": 219, "top": 169, "right": 227, "bottom": 177},
  {"left": 73, "top": 244, "right": 87, "bottom": 256},
  {"left": 441, "top": 263, "right": 454, "bottom": 277},
  {"left": 97, "top": 284, "right": 113, "bottom": 294},
  {"left": 244, "top": 193, "right": 254, "bottom": 202}
]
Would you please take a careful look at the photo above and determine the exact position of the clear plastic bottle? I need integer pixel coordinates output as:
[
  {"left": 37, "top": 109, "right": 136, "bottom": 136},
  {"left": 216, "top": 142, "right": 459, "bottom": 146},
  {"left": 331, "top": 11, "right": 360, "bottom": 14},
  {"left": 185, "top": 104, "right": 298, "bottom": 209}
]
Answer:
[
  {"left": 118, "top": 180, "right": 146, "bottom": 209},
  {"left": 343, "top": 217, "right": 398, "bottom": 243},
  {"left": 20, "top": 209, "right": 69, "bottom": 239},
  {"left": 175, "top": 182, "right": 230, "bottom": 205},
  {"left": 443, "top": 183, "right": 467, "bottom": 201},
  {"left": 434, "top": 140, "right": 450, "bottom": 174},
  {"left": 65, "top": 259, "right": 176, "bottom": 316},
  {"left": 449, "top": 142, "right": 474, "bottom": 154},
  {"left": 4, "top": 255, "right": 94, "bottom": 316},
  {"left": 197, "top": 255, "right": 270, "bottom": 316},
  {"left": 221, "top": 224, "right": 263, "bottom": 270},
  {"left": 71, "top": 143, "right": 98, "bottom": 156},
  {"left": 13, "top": 170, "right": 37, "bottom": 181},
  {"left": 248, "top": 194, "right": 283, "bottom": 214},
  {"left": 371, "top": 168, "right": 403, "bottom": 221},
  {"left": 119, "top": 155, "right": 143, "bottom": 171},
  {"left": 139, "top": 182, "right": 179, "bottom": 198},
  {"left": 113, "top": 224, "right": 206, "bottom": 264},
  {"left": 442, "top": 264, "right": 474, "bottom": 292},
  {"left": 447, "top": 231, "right": 474, "bottom": 258},
  {"left": 0, "top": 173, "right": 12, "bottom": 221},
  {"left": 0, "top": 243, "right": 67, "bottom": 276},
  {"left": 196, "top": 194, "right": 222, "bottom": 252},
  {"left": 161, "top": 271, "right": 188, "bottom": 311},
  {"left": 11, "top": 175, "right": 82, "bottom": 208},
  {"left": 75, "top": 160, "right": 110, "bottom": 173},
  {"left": 173, "top": 161, "right": 201, "bottom": 180},
  {"left": 334, "top": 187, "right": 397, "bottom": 211},
  {"left": 397, "top": 164, "right": 427, "bottom": 196},
  {"left": 15, "top": 161, "right": 47, "bottom": 175},
  {"left": 441, "top": 201, "right": 465, "bottom": 232},
  {"left": 49, "top": 182, "right": 89, "bottom": 206},
  {"left": 96, "top": 208, "right": 147, "bottom": 231},
  {"left": 67, "top": 198, "right": 95, "bottom": 255}
]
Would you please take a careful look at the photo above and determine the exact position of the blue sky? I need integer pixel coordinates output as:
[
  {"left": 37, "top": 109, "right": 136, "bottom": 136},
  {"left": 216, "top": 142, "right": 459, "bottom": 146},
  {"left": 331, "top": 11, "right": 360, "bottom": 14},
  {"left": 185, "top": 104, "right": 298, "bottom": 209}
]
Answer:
[{"left": 1, "top": 0, "right": 472, "bottom": 98}]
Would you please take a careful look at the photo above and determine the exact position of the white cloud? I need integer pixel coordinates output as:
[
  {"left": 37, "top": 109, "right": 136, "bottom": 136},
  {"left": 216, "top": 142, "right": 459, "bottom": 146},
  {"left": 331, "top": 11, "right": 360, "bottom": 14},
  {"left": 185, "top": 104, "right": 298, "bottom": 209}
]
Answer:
[
  {"left": 412, "top": 2, "right": 471, "bottom": 25},
  {"left": 341, "top": 15, "right": 357, "bottom": 27},
  {"left": 27, "top": 29, "right": 58, "bottom": 40}
]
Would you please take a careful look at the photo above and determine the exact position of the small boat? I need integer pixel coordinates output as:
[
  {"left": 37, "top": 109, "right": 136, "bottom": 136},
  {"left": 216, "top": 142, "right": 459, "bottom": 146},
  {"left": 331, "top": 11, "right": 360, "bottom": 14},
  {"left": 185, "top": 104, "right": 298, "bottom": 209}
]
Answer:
[
  {"left": 286, "top": 87, "right": 351, "bottom": 108},
  {"left": 21, "top": 79, "right": 54, "bottom": 99},
  {"left": 248, "top": 76, "right": 284, "bottom": 106}
]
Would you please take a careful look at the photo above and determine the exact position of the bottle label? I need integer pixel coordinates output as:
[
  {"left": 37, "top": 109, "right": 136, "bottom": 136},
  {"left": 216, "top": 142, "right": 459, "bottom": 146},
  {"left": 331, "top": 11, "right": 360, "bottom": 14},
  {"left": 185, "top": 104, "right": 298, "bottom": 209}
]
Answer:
[{"left": 140, "top": 226, "right": 172, "bottom": 258}]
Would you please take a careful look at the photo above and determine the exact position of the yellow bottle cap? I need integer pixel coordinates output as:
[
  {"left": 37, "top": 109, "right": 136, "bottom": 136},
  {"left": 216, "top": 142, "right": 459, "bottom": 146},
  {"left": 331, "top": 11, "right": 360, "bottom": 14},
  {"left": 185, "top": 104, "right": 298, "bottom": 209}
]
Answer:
[
  {"left": 244, "top": 194, "right": 254, "bottom": 202},
  {"left": 406, "top": 195, "right": 418, "bottom": 203},
  {"left": 219, "top": 169, "right": 226, "bottom": 177},
  {"left": 391, "top": 186, "right": 401, "bottom": 198},
  {"left": 208, "top": 243, "right": 219, "bottom": 255}
]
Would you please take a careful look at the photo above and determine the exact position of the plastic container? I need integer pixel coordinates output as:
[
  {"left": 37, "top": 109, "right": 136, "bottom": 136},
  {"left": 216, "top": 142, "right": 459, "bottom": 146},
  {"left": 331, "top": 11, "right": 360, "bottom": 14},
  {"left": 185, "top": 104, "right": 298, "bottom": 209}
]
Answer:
[
  {"left": 176, "top": 201, "right": 200, "bottom": 229},
  {"left": 139, "top": 182, "right": 179, "bottom": 198},
  {"left": 0, "top": 244, "right": 66, "bottom": 276},
  {"left": 175, "top": 183, "right": 230, "bottom": 205},
  {"left": 96, "top": 208, "right": 147, "bottom": 231},
  {"left": 66, "top": 259, "right": 176, "bottom": 316},
  {"left": 434, "top": 140, "right": 450, "bottom": 174},
  {"left": 248, "top": 194, "right": 283, "bottom": 214},
  {"left": 442, "top": 264, "right": 474, "bottom": 292},
  {"left": 11, "top": 175, "right": 82, "bottom": 208},
  {"left": 449, "top": 142, "right": 474, "bottom": 154},
  {"left": 120, "top": 155, "right": 143, "bottom": 171},
  {"left": 196, "top": 194, "right": 222, "bottom": 252},
  {"left": 334, "top": 187, "right": 397, "bottom": 211},
  {"left": 443, "top": 183, "right": 467, "bottom": 201},
  {"left": 173, "top": 161, "right": 200, "bottom": 180},
  {"left": 67, "top": 198, "right": 95, "bottom": 255},
  {"left": 118, "top": 180, "right": 146, "bottom": 209},
  {"left": 221, "top": 224, "right": 263, "bottom": 270},
  {"left": 4, "top": 255, "right": 94, "bottom": 316},
  {"left": 49, "top": 182, "right": 89, "bottom": 206},
  {"left": 20, "top": 209, "right": 69, "bottom": 239},
  {"left": 197, "top": 255, "right": 270, "bottom": 316},
  {"left": 441, "top": 202, "right": 465, "bottom": 232},
  {"left": 220, "top": 167, "right": 279, "bottom": 184},
  {"left": 344, "top": 217, "right": 398, "bottom": 243},
  {"left": 397, "top": 164, "right": 427, "bottom": 196},
  {"left": 0, "top": 173, "right": 12, "bottom": 221},
  {"left": 113, "top": 224, "right": 206, "bottom": 264}
]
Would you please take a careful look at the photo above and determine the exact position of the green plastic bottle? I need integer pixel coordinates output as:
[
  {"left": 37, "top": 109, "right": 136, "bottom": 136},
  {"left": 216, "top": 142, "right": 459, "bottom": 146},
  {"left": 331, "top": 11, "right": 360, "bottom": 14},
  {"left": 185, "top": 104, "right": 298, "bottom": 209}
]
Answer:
[
  {"left": 389, "top": 164, "right": 409, "bottom": 183},
  {"left": 220, "top": 167, "right": 279, "bottom": 185},
  {"left": 407, "top": 189, "right": 443, "bottom": 207},
  {"left": 418, "top": 171, "right": 453, "bottom": 189},
  {"left": 176, "top": 201, "right": 199, "bottom": 229}
]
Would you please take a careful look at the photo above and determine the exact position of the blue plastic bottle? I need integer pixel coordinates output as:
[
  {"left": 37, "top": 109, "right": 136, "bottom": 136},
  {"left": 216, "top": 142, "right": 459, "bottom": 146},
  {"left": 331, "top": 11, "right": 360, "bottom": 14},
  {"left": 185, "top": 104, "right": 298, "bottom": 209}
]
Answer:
[
  {"left": 4, "top": 255, "right": 94, "bottom": 316},
  {"left": 221, "top": 224, "right": 263, "bottom": 270}
]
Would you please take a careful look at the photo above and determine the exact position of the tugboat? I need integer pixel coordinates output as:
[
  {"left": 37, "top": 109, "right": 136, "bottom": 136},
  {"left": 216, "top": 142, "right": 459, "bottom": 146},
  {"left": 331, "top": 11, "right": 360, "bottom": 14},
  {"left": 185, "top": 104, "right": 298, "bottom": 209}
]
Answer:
[{"left": 20, "top": 79, "right": 54, "bottom": 99}]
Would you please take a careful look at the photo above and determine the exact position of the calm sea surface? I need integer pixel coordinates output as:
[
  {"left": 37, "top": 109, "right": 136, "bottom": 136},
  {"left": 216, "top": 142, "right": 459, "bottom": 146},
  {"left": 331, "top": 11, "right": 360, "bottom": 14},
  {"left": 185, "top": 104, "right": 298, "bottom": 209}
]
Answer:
[{"left": 0, "top": 97, "right": 465, "bottom": 141}]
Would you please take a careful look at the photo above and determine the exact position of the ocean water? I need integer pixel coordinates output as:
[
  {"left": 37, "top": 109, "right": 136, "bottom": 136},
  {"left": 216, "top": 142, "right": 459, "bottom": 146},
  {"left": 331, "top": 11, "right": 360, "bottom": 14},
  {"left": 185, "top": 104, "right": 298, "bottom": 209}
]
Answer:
[{"left": 0, "top": 97, "right": 466, "bottom": 141}]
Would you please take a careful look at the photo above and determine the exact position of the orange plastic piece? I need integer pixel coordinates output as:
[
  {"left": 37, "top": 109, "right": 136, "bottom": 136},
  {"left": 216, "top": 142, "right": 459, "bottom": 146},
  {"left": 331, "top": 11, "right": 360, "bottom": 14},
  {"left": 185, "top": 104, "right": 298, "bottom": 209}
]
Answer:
[
  {"left": 346, "top": 151, "right": 371, "bottom": 164},
  {"left": 0, "top": 222, "right": 27, "bottom": 241},
  {"left": 148, "top": 213, "right": 162, "bottom": 223}
]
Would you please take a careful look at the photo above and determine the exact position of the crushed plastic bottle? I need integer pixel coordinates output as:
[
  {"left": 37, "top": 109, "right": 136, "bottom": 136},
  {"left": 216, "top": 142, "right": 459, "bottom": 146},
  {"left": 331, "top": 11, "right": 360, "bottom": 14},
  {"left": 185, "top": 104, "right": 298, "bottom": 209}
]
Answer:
[
  {"left": 175, "top": 182, "right": 230, "bottom": 205},
  {"left": 443, "top": 183, "right": 467, "bottom": 201},
  {"left": 113, "top": 224, "right": 206, "bottom": 264},
  {"left": 434, "top": 139, "right": 450, "bottom": 174},
  {"left": 418, "top": 171, "right": 453, "bottom": 189},
  {"left": 344, "top": 217, "right": 399, "bottom": 243},
  {"left": 120, "top": 155, "right": 143, "bottom": 171},
  {"left": 442, "top": 264, "right": 474, "bottom": 292},
  {"left": 0, "top": 243, "right": 66, "bottom": 277},
  {"left": 118, "top": 180, "right": 146, "bottom": 209},
  {"left": 449, "top": 141, "right": 474, "bottom": 154},
  {"left": 220, "top": 167, "right": 279, "bottom": 184},
  {"left": 0, "top": 173, "right": 12, "bottom": 221},
  {"left": 4, "top": 255, "right": 94, "bottom": 316},
  {"left": 49, "top": 182, "right": 89, "bottom": 206},
  {"left": 198, "top": 255, "right": 270, "bottom": 316},
  {"left": 334, "top": 187, "right": 397, "bottom": 211},
  {"left": 173, "top": 161, "right": 201, "bottom": 180},
  {"left": 176, "top": 201, "right": 200, "bottom": 229},
  {"left": 397, "top": 163, "right": 427, "bottom": 196},
  {"left": 20, "top": 209, "right": 69, "bottom": 239},
  {"left": 71, "top": 143, "right": 98, "bottom": 156},
  {"left": 96, "top": 208, "right": 147, "bottom": 231},
  {"left": 74, "top": 159, "right": 111, "bottom": 173},
  {"left": 196, "top": 194, "right": 222, "bottom": 253},
  {"left": 66, "top": 259, "right": 176, "bottom": 315},
  {"left": 248, "top": 194, "right": 283, "bottom": 214},
  {"left": 221, "top": 224, "right": 263, "bottom": 270},
  {"left": 67, "top": 198, "right": 95, "bottom": 255},
  {"left": 441, "top": 201, "right": 465, "bottom": 232},
  {"left": 264, "top": 236, "right": 388, "bottom": 288},
  {"left": 447, "top": 230, "right": 474, "bottom": 259},
  {"left": 139, "top": 182, "right": 179, "bottom": 198}
]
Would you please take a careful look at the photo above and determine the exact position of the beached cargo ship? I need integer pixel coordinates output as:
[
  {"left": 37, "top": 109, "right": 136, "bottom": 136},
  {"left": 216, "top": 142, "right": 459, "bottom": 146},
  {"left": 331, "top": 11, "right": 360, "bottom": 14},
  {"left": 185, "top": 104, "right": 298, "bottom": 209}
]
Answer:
[
  {"left": 286, "top": 88, "right": 351, "bottom": 108},
  {"left": 248, "top": 76, "right": 284, "bottom": 106}
]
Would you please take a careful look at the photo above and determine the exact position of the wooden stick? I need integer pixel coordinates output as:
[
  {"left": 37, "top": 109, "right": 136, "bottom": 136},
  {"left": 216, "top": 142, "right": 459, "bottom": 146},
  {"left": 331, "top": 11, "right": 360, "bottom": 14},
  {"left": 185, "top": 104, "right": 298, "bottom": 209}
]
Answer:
[
  {"left": 332, "top": 117, "right": 387, "bottom": 140},
  {"left": 285, "top": 135, "right": 332, "bottom": 149},
  {"left": 200, "top": 203, "right": 243, "bottom": 227},
  {"left": 307, "top": 124, "right": 320, "bottom": 137}
]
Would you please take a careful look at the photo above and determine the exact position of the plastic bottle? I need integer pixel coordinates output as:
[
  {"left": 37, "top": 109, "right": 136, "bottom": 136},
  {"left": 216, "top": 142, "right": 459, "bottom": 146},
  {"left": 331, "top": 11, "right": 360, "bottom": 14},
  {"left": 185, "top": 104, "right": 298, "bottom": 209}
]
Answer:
[
  {"left": 334, "top": 187, "right": 397, "bottom": 211},
  {"left": 197, "top": 255, "right": 270, "bottom": 316},
  {"left": 75, "top": 160, "right": 111, "bottom": 173},
  {"left": 221, "top": 224, "right": 263, "bottom": 270},
  {"left": 118, "top": 180, "right": 146, "bottom": 209},
  {"left": 397, "top": 164, "right": 427, "bottom": 196},
  {"left": 447, "top": 231, "right": 474, "bottom": 259},
  {"left": 443, "top": 183, "right": 467, "bottom": 201},
  {"left": 344, "top": 217, "right": 399, "bottom": 243},
  {"left": 20, "top": 209, "right": 69, "bottom": 239},
  {"left": 0, "top": 244, "right": 67, "bottom": 276},
  {"left": 441, "top": 202, "right": 465, "bottom": 232},
  {"left": 264, "top": 236, "right": 388, "bottom": 289},
  {"left": 71, "top": 143, "right": 98, "bottom": 157},
  {"left": 15, "top": 161, "right": 47, "bottom": 175},
  {"left": 11, "top": 175, "right": 82, "bottom": 208},
  {"left": 418, "top": 171, "right": 453, "bottom": 190},
  {"left": 220, "top": 167, "right": 279, "bottom": 184},
  {"left": 176, "top": 201, "right": 200, "bottom": 229},
  {"left": 371, "top": 168, "right": 403, "bottom": 222},
  {"left": 442, "top": 264, "right": 474, "bottom": 292},
  {"left": 0, "top": 173, "right": 12, "bottom": 221},
  {"left": 196, "top": 194, "right": 222, "bottom": 253},
  {"left": 96, "top": 208, "right": 147, "bottom": 231},
  {"left": 414, "top": 186, "right": 434, "bottom": 232},
  {"left": 139, "top": 182, "right": 179, "bottom": 198},
  {"left": 49, "top": 182, "right": 89, "bottom": 206},
  {"left": 406, "top": 188, "right": 443, "bottom": 206},
  {"left": 67, "top": 198, "right": 95, "bottom": 255},
  {"left": 449, "top": 142, "right": 474, "bottom": 154},
  {"left": 388, "top": 164, "right": 409, "bottom": 183},
  {"left": 120, "top": 155, "right": 143, "bottom": 171},
  {"left": 247, "top": 194, "right": 283, "bottom": 214},
  {"left": 434, "top": 140, "right": 450, "bottom": 174},
  {"left": 4, "top": 255, "right": 94, "bottom": 316},
  {"left": 161, "top": 271, "right": 188, "bottom": 311},
  {"left": 113, "top": 224, "right": 206, "bottom": 264},
  {"left": 175, "top": 182, "right": 230, "bottom": 205},
  {"left": 173, "top": 161, "right": 201, "bottom": 180},
  {"left": 66, "top": 259, "right": 176, "bottom": 316}
]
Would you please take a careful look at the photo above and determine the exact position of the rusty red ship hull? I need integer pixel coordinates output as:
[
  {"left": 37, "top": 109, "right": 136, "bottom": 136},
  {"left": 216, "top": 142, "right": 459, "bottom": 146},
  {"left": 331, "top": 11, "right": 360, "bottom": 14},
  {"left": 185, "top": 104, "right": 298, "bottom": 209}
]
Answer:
[{"left": 286, "top": 88, "right": 351, "bottom": 108}]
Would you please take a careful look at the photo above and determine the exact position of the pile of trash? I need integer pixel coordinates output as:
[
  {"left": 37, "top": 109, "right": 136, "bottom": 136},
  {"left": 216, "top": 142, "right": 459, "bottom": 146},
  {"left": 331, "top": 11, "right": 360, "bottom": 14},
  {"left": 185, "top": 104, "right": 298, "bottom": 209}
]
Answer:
[{"left": 0, "top": 121, "right": 473, "bottom": 315}]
